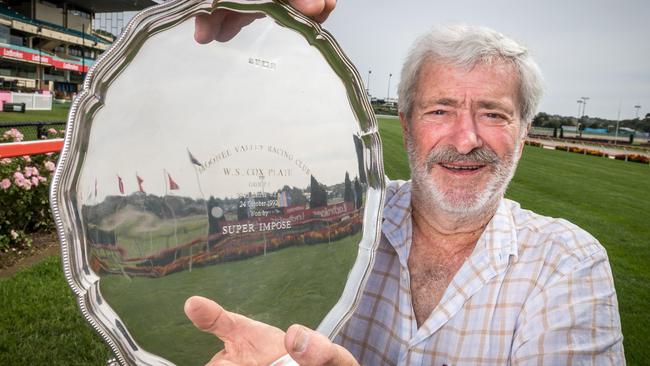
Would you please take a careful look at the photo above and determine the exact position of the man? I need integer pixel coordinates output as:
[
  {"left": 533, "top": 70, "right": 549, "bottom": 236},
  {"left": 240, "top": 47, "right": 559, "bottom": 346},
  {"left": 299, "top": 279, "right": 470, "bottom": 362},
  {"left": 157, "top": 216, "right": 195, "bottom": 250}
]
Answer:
[{"left": 186, "top": 1, "right": 624, "bottom": 365}]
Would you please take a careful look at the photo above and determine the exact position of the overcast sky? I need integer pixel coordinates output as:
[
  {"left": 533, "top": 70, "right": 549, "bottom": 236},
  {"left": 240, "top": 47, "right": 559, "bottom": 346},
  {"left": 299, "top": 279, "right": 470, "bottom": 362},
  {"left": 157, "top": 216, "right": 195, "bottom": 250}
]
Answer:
[
  {"left": 322, "top": 0, "right": 650, "bottom": 121},
  {"left": 117, "top": 0, "right": 649, "bottom": 120}
]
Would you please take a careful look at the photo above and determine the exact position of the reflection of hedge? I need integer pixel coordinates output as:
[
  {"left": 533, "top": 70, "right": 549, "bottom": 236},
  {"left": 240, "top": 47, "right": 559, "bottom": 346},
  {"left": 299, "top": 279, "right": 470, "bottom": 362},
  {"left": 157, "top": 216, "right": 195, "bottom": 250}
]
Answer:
[{"left": 91, "top": 212, "right": 365, "bottom": 277}]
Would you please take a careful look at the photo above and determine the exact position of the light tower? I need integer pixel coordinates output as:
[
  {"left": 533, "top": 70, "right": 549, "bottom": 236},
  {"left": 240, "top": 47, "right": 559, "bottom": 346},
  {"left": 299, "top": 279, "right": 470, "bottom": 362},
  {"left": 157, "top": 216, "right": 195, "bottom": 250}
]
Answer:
[
  {"left": 386, "top": 73, "right": 392, "bottom": 101},
  {"left": 580, "top": 96, "right": 590, "bottom": 117},
  {"left": 366, "top": 69, "right": 372, "bottom": 97}
]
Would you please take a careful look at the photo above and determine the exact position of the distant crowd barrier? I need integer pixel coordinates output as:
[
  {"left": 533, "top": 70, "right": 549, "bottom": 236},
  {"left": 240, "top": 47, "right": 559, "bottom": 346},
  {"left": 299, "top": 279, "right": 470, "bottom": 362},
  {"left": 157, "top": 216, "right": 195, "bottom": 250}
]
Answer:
[
  {"left": 0, "top": 91, "right": 53, "bottom": 111},
  {"left": 0, "top": 138, "right": 63, "bottom": 158},
  {"left": 529, "top": 126, "right": 649, "bottom": 145},
  {"left": 11, "top": 92, "right": 53, "bottom": 111}
]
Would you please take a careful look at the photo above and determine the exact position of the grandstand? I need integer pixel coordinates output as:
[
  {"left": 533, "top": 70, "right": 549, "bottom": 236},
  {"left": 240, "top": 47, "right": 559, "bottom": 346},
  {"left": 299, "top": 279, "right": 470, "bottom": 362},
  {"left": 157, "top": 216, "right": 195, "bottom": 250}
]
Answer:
[{"left": 0, "top": 0, "right": 158, "bottom": 99}]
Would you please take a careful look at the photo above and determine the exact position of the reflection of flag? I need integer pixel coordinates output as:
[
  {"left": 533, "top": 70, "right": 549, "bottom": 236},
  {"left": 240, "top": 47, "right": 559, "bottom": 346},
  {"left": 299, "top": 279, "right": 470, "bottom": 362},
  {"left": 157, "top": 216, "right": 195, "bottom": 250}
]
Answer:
[
  {"left": 117, "top": 175, "right": 124, "bottom": 194},
  {"left": 168, "top": 173, "right": 179, "bottom": 190},
  {"left": 136, "top": 174, "right": 144, "bottom": 193},
  {"left": 187, "top": 149, "right": 201, "bottom": 166}
]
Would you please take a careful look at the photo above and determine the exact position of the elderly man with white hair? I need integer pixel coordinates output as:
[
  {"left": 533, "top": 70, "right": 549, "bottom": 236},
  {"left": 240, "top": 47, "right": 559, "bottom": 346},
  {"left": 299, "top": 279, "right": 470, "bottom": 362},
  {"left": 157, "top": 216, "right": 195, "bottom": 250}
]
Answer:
[{"left": 185, "top": 1, "right": 625, "bottom": 365}]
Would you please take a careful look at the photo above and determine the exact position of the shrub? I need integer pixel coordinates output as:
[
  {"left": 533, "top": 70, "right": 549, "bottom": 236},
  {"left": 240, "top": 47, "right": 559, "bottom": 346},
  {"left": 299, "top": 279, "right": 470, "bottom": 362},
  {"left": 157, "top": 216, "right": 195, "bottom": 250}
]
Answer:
[
  {"left": 627, "top": 154, "right": 650, "bottom": 164},
  {"left": 586, "top": 149, "right": 604, "bottom": 157},
  {"left": 613, "top": 154, "right": 650, "bottom": 164},
  {"left": 525, "top": 141, "right": 542, "bottom": 147},
  {"left": 0, "top": 129, "right": 60, "bottom": 253}
]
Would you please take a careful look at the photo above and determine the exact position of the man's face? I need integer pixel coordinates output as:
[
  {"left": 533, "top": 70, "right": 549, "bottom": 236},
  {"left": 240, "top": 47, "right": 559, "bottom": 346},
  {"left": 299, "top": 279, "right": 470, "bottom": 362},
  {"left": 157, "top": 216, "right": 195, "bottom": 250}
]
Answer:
[{"left": 401, "top": 60, "right": 525, "bottom": 215}]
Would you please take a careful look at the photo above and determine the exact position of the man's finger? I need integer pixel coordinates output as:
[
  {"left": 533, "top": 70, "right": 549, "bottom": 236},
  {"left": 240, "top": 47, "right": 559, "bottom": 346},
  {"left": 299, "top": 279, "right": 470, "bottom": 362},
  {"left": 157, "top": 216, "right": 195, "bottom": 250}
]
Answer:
[
  {"left": 288, "top": 0, "right": 325, "bottom": 17},
  {"left": 313, "top": 0, "right": 336, "bottom": 23},
  {"left": 194, "top": 11, "right": 226, "bottom": 44},
  {"left": 285, "top": 324, "right": 359, "bottom": 366},
  {"left": 289, "top": 0, "right": 336, "bottom": 23},
  {"left": 184, "top": 296, "right": 237, "bottom": 339},
  {"left": 216, "top": 12, "right": 264, "bottom": 43}
]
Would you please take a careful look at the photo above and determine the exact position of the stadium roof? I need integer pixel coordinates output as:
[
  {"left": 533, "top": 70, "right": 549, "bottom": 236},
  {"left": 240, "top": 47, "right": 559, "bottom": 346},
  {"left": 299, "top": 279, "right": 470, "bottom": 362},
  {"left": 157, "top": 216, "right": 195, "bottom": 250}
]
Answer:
[{"left": 57, "top": 0, "right": 163, "bottom": 13}]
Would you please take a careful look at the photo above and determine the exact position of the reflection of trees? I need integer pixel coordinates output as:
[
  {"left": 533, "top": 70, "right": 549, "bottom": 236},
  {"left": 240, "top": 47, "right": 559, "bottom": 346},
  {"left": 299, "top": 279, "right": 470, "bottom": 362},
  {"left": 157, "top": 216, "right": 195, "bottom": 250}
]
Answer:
[
  {"left": 344, "top": 172, "right": 354, "bottom": 203},
  {"left": 208, "top": 196, "right": 225, "bottom": 245},
  {"left": 84, "top": 194, "right": 206, "bottom": 222},
  {"left": 85, "top": 173, "right": 370, "bottom": 278},
  {"left": 280, "top": 185, "right": 307, "bottom": 206},
  {"left": 89, "top": 209, "right": 364, "bottom": 278},
  {"left": 237, "top": 197, "right": 249, "bottom": 220},
  {"left": 309, "top": 175, "right": 327, "bottom": 208},
  {"left": 354, "top": 178, "right": 363, "bottom": 209}
]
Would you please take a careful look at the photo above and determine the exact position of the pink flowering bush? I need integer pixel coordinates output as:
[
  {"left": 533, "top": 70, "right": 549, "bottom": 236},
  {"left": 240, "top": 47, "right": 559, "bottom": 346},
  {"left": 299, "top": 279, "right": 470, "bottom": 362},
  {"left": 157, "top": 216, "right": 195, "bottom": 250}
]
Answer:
[
  {"left": 0, "top": 128, "right": 59, "bottom": 252},
  {"left": 2, "top": 128, "right": 24, "bottom": 142}
]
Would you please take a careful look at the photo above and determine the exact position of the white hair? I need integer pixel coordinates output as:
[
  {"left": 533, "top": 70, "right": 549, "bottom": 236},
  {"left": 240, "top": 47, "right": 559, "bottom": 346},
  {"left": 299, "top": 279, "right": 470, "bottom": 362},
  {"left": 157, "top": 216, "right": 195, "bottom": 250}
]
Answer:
[{"left": 397, "top": 25, "right": 544, "bottom": 126}]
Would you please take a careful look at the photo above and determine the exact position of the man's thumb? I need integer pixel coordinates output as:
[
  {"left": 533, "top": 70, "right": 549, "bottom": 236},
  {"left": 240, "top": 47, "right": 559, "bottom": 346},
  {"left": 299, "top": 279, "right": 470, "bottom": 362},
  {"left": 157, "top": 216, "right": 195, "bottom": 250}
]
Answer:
[{"left": 284, "top": 324, "right": 359, "bottom": 366}]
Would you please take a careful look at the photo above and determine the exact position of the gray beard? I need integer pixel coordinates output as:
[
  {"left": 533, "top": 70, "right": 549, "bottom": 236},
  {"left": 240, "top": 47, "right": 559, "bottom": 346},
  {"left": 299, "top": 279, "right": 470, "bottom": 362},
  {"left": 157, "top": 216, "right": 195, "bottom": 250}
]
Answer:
[{"left": 406, "top": 135, "right": 520, "bottom": 218}]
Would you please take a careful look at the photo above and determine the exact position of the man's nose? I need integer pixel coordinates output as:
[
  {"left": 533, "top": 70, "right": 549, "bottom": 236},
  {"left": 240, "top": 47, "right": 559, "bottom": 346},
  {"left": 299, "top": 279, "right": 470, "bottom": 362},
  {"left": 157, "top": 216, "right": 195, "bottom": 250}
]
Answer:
[{"left": 450, "top": 110, "right": 482, "bottom": 154}]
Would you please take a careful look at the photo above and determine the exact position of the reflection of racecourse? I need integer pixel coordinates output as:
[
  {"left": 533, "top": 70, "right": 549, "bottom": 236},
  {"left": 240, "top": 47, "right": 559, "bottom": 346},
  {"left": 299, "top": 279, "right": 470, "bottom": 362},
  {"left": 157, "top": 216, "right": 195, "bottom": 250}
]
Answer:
[{"left": 89, "top": 202, "right": 363, "bottom": 277}]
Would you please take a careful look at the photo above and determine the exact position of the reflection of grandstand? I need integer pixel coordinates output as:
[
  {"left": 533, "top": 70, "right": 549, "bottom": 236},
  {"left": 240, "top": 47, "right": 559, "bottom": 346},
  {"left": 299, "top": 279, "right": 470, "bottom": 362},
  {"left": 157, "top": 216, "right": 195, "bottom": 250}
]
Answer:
[{"left": 89, "top": 201, "right": 364, "bottom": 277}]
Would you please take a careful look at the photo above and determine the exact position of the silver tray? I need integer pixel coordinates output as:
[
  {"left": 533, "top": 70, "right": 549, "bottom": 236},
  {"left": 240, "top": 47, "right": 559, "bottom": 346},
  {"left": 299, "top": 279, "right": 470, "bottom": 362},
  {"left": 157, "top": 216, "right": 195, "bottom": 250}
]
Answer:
[{"left": 50, "top": 1, "right": 385, "bottom": 364}]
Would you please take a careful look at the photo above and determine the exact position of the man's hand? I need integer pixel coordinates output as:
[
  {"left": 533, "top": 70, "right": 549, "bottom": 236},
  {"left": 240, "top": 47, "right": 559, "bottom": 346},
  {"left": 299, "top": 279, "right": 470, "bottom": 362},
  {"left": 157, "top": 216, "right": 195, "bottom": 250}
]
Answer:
[
  {"left": 184, "top": 296, "right": 358, "bottom": 365},
  {"left": 194, "top": 0, "right": 336, "bottom": 44}
]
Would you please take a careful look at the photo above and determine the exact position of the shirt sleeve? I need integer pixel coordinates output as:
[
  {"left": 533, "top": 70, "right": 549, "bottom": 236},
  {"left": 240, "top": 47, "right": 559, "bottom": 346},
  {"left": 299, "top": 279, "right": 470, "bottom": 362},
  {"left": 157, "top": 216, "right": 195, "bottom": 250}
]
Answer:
[{"left": 510, "top": 249, "right": 625, "bottom": 365}]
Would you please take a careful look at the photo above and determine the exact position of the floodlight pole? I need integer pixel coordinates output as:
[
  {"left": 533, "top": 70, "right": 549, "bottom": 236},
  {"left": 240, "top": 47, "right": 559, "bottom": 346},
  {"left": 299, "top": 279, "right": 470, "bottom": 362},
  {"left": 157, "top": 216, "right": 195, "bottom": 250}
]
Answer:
[
  {"left": 580, "top": 96, "right": 590, "bottom": 118},
  {"left": 580, "top": 97, "right": 589, "bottom": 138},
  {"left": 366, "top": 69, "right": 372, "bottom": 98},
  {"left": 615, "top": 100, "right": 621, "bottom": 145},
  {"left": 387, "top": 73, "right": 392, "bottom": 101}
]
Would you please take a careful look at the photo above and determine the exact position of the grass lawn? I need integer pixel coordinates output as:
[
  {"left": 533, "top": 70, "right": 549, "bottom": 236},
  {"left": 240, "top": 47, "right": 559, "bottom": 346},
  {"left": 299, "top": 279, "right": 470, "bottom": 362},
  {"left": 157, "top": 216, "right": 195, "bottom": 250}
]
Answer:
[
  {"left": 100, "top": 233, "right": 359, "bottom": 365},
  {"left": 0, "top": 102, "right": 70, "bottom": 124},
  {"left": 0, "top": 103, "right": 69, "bottom": 141},
  {"left": 1, "top": 116, "right": 648, "bottom": 365}
]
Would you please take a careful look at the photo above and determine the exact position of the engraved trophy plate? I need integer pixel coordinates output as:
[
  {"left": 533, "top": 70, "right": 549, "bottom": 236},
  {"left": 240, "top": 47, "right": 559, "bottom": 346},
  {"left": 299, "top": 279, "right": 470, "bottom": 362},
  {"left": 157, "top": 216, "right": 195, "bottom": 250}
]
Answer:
[{"left": 50, "top": 1, "right": 385, "bottom": 365}]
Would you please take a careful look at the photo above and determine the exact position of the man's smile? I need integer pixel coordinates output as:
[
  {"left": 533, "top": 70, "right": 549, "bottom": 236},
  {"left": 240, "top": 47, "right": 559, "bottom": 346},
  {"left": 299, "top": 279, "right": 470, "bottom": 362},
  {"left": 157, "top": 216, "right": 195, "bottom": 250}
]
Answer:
[{"left": 438, "top": 162, "right": 488, "bottom": 174}]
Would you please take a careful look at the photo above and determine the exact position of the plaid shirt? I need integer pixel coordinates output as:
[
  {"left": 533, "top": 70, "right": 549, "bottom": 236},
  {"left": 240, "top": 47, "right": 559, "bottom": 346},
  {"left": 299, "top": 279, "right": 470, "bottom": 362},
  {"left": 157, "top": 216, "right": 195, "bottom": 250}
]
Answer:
[{"left": 336, "top": 180, "right": 624, "bottom": 365}]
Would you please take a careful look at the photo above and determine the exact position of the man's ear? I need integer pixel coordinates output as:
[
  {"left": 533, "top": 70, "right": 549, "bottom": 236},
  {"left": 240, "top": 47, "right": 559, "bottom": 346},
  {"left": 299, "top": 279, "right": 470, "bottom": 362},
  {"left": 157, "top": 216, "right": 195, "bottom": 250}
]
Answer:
[{"left": 399, "top": 112, "right": 409, "bottom": 147}]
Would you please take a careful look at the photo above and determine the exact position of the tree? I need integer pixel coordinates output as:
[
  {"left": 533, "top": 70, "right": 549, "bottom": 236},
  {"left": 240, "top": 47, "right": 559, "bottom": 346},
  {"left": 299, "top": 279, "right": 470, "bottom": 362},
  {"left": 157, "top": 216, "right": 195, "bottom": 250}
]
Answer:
[
  {"left": 208, "top": 196, "right": 225, "bottom": 245},
  {"left": 354, "top": 178, "right": 363, "bottom": 209},
  {"left": 344, "top": 172, "right": 354, "bottom": 203},
  {"left": 532, "top": 112, "right": 550, "bottom": 127},
  {"left": 237, "top": 197, "right": 248, "bottom": 220},
  {"left": 309, "top": 175, "right": 327, "bottom": 208}
]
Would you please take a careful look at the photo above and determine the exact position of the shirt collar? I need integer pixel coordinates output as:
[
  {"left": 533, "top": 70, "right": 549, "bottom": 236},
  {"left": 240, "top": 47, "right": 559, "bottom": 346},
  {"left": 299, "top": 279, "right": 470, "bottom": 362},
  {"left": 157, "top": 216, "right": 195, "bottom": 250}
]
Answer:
[
  {"left": 476, "top": 198, "right": 520, "bottom": 271},
  {"left": 381, "top": 181, "right": 519, "bottom": 271},
  {"left": 381, "top": 181, "right": 414, "bottom": 269}
]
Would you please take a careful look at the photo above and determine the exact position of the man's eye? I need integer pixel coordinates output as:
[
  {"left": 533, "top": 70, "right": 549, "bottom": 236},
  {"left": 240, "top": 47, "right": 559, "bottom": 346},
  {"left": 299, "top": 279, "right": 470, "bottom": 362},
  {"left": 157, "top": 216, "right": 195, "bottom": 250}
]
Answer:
[
  {"left": 486, "top": 112, "right": 504, "bottom": 119},
  {"left": 429, "top": 110, "right": 446, "bottom": 115}
]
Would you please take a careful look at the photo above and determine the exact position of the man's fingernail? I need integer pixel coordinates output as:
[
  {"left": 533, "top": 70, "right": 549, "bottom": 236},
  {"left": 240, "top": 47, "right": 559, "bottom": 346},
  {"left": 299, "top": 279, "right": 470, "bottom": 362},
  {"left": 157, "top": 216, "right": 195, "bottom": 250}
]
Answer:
[{"left": 292, "top": 326, "right": 309, "bottom": 353}]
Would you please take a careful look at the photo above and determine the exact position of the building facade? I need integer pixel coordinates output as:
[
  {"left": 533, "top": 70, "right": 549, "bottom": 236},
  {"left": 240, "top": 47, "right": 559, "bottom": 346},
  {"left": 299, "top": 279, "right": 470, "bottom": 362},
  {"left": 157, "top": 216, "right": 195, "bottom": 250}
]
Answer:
[{"left": 0, "top": 0, "right": 157, "bottom": 99}]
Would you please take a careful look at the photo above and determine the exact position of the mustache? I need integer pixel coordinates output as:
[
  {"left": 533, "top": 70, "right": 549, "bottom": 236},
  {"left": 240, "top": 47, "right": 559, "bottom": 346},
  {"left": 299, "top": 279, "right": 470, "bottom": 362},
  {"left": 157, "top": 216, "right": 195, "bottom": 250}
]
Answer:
[{"left": 425, "top": 146, "right": 499, "bottom": 170}]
